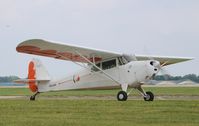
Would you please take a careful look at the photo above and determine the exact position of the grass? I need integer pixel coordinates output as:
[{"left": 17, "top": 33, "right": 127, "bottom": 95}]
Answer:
[
  {"left": 0, "top": 87, "right": 198, "bottom": 126},
  {"left": 0, "top": 87, "right": 198, "bottom": 96},
  {"left": 0, "top": 100, "right": 198, "bottom": 126}
]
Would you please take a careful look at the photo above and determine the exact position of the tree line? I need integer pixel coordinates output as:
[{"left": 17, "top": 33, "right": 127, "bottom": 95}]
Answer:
[
  {"left": 0, "top": 76, "right": 19, "bottom": 83},
  {"left": 154, "top": 74, "right": 199, "bottom": 83}
]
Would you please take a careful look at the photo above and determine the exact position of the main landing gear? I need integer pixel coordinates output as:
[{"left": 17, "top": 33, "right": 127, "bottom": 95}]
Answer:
[
  {"left": 143, "top": 91, "right": 154, "bottom": 101},
  {"left": 30, "top": 92, "right": 40, "bottom": 101},
  {"left": 117, "top": 86, "right": 154, "bottom": 101},
  {"left": 137, "top": 86, "right": 154, "bottom": 101},
  {"left": 117, "top": 91, "right": 128, "bottom": 101}
]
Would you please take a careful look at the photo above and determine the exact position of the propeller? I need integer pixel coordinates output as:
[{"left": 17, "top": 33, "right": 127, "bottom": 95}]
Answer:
[{"left": 151, "top": 60, "right": 171, "bottom": 80}]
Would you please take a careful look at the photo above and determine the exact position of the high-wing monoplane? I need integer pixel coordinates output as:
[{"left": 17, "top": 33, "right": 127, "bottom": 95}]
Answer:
[{"left": 16, "top": 39, "right": 193, "bottom": 101}]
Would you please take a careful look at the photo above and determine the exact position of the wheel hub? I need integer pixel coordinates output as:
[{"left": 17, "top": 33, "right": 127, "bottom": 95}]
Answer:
[
  {"left": 119, "top": 94, "right": 124, "bottom": 99},
  {"left": 145, "top": 95, "right": 150, "bottom": 100}
]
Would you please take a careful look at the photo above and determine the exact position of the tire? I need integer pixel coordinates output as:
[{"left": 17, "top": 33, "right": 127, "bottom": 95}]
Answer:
[
  {"left": 117, "top": 91, "right": 128, "bottom": 101},
  {"left": 30, "top": 96, "right": 35, "bottom": 101},
  {"left": 144, "top": 91, "right": 154, "bottom": 101}
]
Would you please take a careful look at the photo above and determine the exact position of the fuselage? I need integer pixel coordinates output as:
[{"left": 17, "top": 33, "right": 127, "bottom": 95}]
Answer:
[{"left": 37, "top": 58, "right": 159, "bottom": 92}]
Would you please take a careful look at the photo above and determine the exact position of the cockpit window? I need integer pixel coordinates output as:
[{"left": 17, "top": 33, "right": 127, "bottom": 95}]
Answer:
[{"left": 102, "top": 59, "right": 116, "bottom": 70}]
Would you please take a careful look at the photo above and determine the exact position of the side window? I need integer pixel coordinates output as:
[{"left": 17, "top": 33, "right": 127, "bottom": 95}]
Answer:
[
  {"left": 118, "top": 57, "right": 124, "bottom": 65},
  {"left": 91, "top": 63, "right": 101, "bottom": 72},
  {"left": 102, "top": 59, "right": 116, "bottom": 70},
  {"left": 118, "top": 56, "right": 128, "bottom": 65}
]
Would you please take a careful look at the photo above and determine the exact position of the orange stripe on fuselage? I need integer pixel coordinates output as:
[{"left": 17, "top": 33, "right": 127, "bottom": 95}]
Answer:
[{"left": 28, "top": 61, "right": 38, "bottom": 92}]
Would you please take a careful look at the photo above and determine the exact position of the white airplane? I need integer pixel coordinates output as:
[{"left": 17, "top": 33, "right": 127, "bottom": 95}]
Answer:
[{"left": 15, "top": 39, "right": 193, "bottom": 101}]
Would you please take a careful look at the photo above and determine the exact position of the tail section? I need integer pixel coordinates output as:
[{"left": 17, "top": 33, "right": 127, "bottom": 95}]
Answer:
[
  {"left": 30, "top": 59, "right": 51, "bottom": 81},
  {"left": 27, "top": 59, "right": 51, "bottom": 92},
  {"left": 15, "top": 59, "right": 51, "bottom": 92}
]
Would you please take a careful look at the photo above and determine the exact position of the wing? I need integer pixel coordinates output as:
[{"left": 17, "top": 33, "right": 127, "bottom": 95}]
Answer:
[
  {"left": 16, "top": 39, "right": 193, "bottom": 65},
  {"left": 16, "top": 39, "right": 121, "bottom": 63},
  {"left": 135, "top": 55, "right": 193, "bottom": 66}
]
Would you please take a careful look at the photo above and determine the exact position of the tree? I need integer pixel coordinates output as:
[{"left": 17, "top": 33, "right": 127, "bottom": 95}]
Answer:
[
  {"left": 154, "top": 74, "right": 199, "bottom": 83},
  {"left": 0, "top": 76, "right": 19, "bottom": 83}
]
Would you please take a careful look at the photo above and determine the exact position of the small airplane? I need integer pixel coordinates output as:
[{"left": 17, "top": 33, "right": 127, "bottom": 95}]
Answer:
[{"left": 15, "top": 39, "right": 193, "bottom": 101}]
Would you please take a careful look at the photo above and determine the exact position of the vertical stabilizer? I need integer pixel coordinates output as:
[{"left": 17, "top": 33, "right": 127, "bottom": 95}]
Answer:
[
  {"left": 27, "top": 59, "right": 51, "bottom": 92},
  {"left": 32, "top": 59, "right": 51, "bottom": 81}
]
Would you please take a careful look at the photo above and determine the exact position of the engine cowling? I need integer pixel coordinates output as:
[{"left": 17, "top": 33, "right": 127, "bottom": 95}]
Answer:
[{"left": 124, "top": 60, "right": 159, "bottom": 85}]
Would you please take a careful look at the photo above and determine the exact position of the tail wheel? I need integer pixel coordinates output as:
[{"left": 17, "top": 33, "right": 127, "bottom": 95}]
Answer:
[
  {"left": 30, "top": 96, "right": 35, "bottom": 101},
  {"left": 144, "top": 91, "right": 154, "bottom": 101},
  {"left": 30, "top": 92, "right": 40, "bottom": 101},
  {"left": 117, "top": 91, "right": 128, "bottom": 101}
]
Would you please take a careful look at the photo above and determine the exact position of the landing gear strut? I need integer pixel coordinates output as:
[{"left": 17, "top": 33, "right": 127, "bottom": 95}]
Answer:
[
  {"left": 30, "top": 92, "right": 40, "bottom": 101},
  {"left": 117, "top": 91, "right": 128, "bottom": 101},
  {"left": 117, "top": 84, "right": 154, "bottom": 101},
  {"left": 137, "top": 86, "right": 154, "bottom": 101}
]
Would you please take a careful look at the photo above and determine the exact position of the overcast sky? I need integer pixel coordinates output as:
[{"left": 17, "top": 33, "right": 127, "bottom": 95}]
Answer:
[{"left": 0, "top": 0, "right": 198, "bottom": 78}]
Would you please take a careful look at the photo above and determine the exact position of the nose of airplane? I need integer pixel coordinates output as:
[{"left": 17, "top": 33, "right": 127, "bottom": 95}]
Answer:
[
  {"left": 148, "top": 60, "right": 161, "bottom": 78},
  {"left": 150, "top": 60, "right": 160, "bottom": 69}
]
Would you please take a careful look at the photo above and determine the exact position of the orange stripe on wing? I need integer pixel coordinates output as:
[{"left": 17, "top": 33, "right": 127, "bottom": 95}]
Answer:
[{"left": 17, "top": 45, "right": 102, "bottom": 63}]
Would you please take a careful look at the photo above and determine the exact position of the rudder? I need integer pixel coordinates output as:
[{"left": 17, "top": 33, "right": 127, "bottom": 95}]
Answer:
[{"left": 28, "top": 59, "right": 51, "bottom": 92}]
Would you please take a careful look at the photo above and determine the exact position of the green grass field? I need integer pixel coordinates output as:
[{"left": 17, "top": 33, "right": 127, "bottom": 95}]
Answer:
[
  {"left": 0, "top": 87, "right": 199, "bottom": 96},
  {"left": 0, "top": 100, "right": 198, "bottom": 126},
  {"left": 0, "top": 87, "right": 198, "bottom": 126}
]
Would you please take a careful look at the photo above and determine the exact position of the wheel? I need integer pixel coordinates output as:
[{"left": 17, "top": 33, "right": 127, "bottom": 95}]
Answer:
[
  {"left": 30, "top": 96, "right": 35, "bottom": 101},
  {"left": 117, "top": 91, "right": 128, "bottom": 101},
  {"left": 144, "top": 91, "right": 154, "bottom": 101}
]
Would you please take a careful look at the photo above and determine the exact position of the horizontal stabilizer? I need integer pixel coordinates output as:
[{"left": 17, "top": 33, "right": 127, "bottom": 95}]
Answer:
[{"left": 14, "top": 79, "right": 50, "bottom": 84}]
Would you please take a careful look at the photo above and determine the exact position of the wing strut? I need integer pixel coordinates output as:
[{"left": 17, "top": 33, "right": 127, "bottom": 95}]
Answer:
[{"left": 75, "top": 50, "right": 122, "bottom": 85}]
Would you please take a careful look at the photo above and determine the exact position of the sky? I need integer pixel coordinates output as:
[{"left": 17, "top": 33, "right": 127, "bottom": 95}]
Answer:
[{"left": 0, "top": 0, "right": 199, "bottom": 78}]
